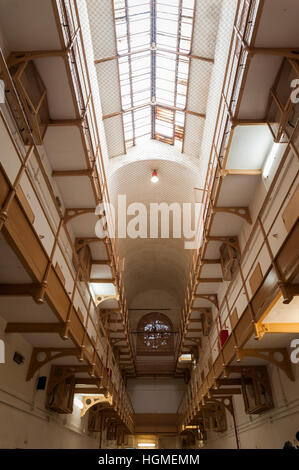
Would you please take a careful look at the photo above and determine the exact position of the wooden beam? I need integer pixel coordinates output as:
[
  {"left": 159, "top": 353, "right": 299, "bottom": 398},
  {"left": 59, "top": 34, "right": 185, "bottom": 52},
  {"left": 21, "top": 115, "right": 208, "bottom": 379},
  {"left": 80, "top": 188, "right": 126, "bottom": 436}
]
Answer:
[
  {"left": 52, "top": 169, "right": 92, "bottom": 177},
  {"left": 197, "top": 278, "right": 222, "bottom": 283},
  {"left": 101, "top": 308, "right": 121, "bottom": 312},
  {"left": 0, "top": 284, "right": 39, "bottom": 297},
  {"left": 201, "top": 259, "right": 221, "bottom": 265},
  {"left": 216, "top": 378, "right": 242, "bottom": 386},
  {"left": 255, "top": 321, "right": 299, "bottom": 339},
  {"left": 190, "top": 307, "right": 212, "bottom": 312},
  {"left": 75, "top": 378, "right": 102, "bottom": 385},
  {"left": 248, "top": 47, "right": 299, "bottom": 60},
  {"left": 90, "top": 278, "right": 115, "bottom": 284},
  {"left": 186, "top": 109, "right": 206, "bottom": 119},
  {"left": 102, "top": 110, "right": 123, "bottom": 120},
  {"left": 94, "top": 48, "right": 214, "bottom": 65},
  {"left": 48, "top": 119, "right": 84, "bottom": 127},
  {"left": 279, "top": 283, "right": 299, "bottom": 305},
  {"left": 193, "top": 294, "right": 218, "bottom": 308},
  {"left": 210, "top": 388, "right": 242, "bottom": 395},
  {"left": 231, "top": 119, "right": 266, "bottom": 126},
  {"left": 8, "top": 49, "right": 66, "bottom": 66},
  {"left": 183, "top": 337, "right": 202, "bottom": 342},
  {"left": 221, "top": 169, "right": 262, "bottom": 177},
  {"left": 74, "top": 388, "right": 104, "bottom": 394},
  {"left": 64, "top": 208, "right": 95, "bottom": 222},
  {"left": 5, "top": 323, "right": 62, "bottom": 334},
  {"left": 75, "top": 237, "right": 104, "bottom": 246},
  {"left": 211, "top": 206, "right": 252, "bottom": 224},
  {"left": 94, "top": 55, "right": 118, "bottom": 64},
  {"left": 102, "top": 105, "right": 206, "bottom": 121},
  {"left": 92, "top": 260, "right": 111, "bottom": 266}
]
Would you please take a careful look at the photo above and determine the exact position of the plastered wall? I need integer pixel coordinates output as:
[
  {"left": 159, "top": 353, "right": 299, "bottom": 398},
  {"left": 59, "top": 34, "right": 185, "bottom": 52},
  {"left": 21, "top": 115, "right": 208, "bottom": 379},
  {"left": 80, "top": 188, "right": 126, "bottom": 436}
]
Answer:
[
  {"left": 0, "top": 316, "right": 99, "bottom": 449},
  {"left": 204, "top": 362, "right": 299, "bottom": 449},
  {"left": 127, "top": 378, "right": 186, "bottom": 414}
]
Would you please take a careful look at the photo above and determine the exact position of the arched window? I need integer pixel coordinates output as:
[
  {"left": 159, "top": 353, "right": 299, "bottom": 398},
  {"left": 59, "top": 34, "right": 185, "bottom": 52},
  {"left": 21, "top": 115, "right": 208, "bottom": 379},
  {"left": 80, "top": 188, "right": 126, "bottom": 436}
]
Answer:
[{"left": 137, "top": 312, "right": 174, "bottom": 355}]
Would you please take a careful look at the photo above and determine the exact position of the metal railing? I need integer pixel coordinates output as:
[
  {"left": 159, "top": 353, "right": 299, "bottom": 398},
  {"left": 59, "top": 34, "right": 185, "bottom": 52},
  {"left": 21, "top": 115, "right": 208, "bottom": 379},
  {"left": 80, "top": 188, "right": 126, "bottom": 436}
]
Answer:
[{"left": 0, "top": 2, "right": 135, "bottom": 429}]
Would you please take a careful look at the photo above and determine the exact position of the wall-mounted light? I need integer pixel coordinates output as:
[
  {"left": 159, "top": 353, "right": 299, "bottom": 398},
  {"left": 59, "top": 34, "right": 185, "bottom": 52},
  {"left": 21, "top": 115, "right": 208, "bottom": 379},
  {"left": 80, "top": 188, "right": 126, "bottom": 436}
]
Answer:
[
  {"left": 13, "top": 351, "right": 24, "bottom": 365},
  {"left": 151, "top": 169, "right": 159, "bottom": 183}
]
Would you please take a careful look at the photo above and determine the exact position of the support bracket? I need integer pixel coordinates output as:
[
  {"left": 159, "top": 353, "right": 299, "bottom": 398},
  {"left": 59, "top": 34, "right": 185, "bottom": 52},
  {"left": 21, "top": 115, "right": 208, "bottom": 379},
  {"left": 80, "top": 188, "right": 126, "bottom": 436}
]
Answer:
[
  {"left": 81, "top": 394, "right": 113, "bottom": 417},
  {"left": 211, "top": 206, "right": 252, "bottom": 224},
  {"left": 235, "top": 347, "right": 294, "bottom": 382},
  {"left": 26, "top": 347, "right": 81, "bottom": 381}
]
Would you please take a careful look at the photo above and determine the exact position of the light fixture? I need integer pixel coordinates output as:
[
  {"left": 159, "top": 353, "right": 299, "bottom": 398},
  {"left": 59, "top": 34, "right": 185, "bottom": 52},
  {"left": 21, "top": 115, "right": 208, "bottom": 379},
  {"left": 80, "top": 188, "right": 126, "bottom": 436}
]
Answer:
[
  {"left": 151, "top": 169, "right": 159, "bottom": 183},
  {"left": 138, "top": 443, "right": 156, "bottom": 448},
  {"left": 263, "top": 142, "right": 280, "bottom": 178},
  {"left": 178, "top": 353, "right": 193, "bottom": 363}
]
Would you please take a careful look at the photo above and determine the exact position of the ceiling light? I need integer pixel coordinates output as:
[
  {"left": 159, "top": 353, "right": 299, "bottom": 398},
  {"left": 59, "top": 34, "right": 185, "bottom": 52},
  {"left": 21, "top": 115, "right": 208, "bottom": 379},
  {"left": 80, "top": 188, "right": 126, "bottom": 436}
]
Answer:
[
  {"left": 138, "top": 443, "right": 156, "bottom": 448},
  {"left": 178, "top": 353, "right": 192, "bottom": 363},
  {"left": 151, "top": 169, "right": 159, "bottom": 183}
]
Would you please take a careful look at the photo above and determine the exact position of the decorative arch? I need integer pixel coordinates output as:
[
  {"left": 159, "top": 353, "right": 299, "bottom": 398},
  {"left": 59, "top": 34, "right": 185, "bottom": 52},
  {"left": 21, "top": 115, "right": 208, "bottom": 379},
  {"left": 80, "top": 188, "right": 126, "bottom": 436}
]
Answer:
[{"left": 137, "top": 312, "right": 174, "bottom": 355}]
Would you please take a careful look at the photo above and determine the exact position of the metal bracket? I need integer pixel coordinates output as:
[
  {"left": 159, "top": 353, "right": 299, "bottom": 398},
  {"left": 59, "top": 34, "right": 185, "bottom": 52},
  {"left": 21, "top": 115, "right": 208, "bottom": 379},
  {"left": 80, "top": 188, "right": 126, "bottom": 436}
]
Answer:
[
  {"left": 26, "top": 347, "right": 80, "bottom": 380},
  {"left": 235, "top": 347, "right": 295, "bottom": 382},
  {"left": 211, "top": 207, "right": 252, "bottom": 224},
  {"left": 194, "top": 294, "right": 218, "bottom": 309},
  {"left": 81, "top": 394, "right": 113, "bottom": 417}
]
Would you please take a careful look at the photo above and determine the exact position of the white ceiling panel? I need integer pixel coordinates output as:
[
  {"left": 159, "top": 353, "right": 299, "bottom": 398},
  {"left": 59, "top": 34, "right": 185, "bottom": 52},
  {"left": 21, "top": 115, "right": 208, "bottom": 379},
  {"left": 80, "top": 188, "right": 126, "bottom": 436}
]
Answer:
[
  {"left": 255, "top": 0, "right": 299, "bottom": 48},
  {"left": 35, "top": 57, "right": 76, "bottom": 120},
  {"left": 0, "top": 0, "right": 61, "bottom": 51},
  {"left": 226, "top": 124, "right": 273, "bottom": 170},
  {"left": 217, "top": 175, "right": 260, "bottom": 207},
  {"left": 55, "top": 176, "right": 95, "bottom": 208},
  {"left": 238, "top": 55, "right": 283, "bottom": 120},
  {"left": 44, "top": 126, "right": 86, "bottom": 171},
  {"left": 0, "top": 296, "right": 57, "bottom": 323}
]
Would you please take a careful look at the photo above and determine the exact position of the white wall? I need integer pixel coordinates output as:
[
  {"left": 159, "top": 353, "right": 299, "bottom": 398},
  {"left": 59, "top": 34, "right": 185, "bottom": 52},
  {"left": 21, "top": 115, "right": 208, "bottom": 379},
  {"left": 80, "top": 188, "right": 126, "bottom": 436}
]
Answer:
[
  {"left": 0, "top": 316, "right": 99, "bottom": 449},
  {"left": 127, "top": 378, "right": 186, "bottom": 414},
  {"left": 204, "top": 362, "right": 299, "bottom": 449}
]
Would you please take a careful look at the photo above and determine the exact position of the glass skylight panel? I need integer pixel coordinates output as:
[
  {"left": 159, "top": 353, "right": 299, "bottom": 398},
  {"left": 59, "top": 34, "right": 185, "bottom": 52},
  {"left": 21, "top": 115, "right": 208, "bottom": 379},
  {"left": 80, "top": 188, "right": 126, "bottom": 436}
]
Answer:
[{"left": 113, "top": 0, "right": 195, "bottom": 149}]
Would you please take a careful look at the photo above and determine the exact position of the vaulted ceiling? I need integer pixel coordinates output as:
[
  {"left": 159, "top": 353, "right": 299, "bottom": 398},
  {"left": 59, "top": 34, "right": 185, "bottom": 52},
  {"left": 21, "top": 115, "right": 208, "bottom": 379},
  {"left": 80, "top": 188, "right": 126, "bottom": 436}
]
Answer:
[
  {"left": 80, "top": 0, "right": 238, "bottom": 329},
  {"left": 83, "top": 0, "right": 223, "bottom": 158}
]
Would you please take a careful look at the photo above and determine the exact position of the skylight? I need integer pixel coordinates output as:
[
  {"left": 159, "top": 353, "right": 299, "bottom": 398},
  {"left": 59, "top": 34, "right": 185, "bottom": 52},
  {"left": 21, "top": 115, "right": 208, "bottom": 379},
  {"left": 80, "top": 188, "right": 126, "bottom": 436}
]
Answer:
[{"left": 113, "top": 0, "right": 195, "bottom": 150}]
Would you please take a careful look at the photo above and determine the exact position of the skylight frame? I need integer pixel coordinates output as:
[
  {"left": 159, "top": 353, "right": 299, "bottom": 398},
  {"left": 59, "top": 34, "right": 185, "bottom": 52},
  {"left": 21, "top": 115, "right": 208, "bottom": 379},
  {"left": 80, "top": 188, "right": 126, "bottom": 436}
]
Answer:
[{"left": 113, "top": 0, "right": 195, "bottom": 151}]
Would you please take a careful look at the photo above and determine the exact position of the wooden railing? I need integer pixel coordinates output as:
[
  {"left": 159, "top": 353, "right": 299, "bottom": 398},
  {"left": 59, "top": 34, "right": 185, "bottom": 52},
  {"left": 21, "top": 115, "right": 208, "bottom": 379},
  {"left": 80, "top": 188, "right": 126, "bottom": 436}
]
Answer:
[
  {"left": 176, "top": 0, "right": 299, "bottom": 429},
  {"left": 54, "top": 0, "right": 135, "bottom": 367},
  {"left": 177, "top": 0, "right": 263, "bottom": 368},
  {"left": 177, "top": 119, "right": 299, "bottom": 429},
  {"left": 0, "top": 5, "right": 135, "bottom": 431}
]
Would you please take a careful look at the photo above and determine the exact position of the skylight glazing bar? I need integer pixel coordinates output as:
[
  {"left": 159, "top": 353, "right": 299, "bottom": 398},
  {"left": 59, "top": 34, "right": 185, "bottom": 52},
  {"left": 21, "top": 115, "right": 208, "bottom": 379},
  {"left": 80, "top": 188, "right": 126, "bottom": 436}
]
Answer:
[
  {"left": 125, "top": 0, "right": 136, "bottom": 146},
  {"left": 150, "top": 0, "right": 157, "bottom": 139},
  {"left": 113, "top": 0, "right": 195, "bottom": 149},
  {"left": 181, "top": 0, "right": 196, "bottom": 153},
  {"left": 112, "top": 0, "right": 128, "bottom": 154},
  {"left": 172, "top": 0, "right": 183, "bottom": 146}
]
